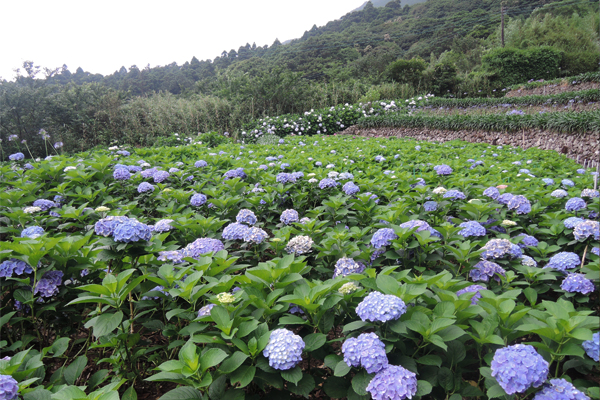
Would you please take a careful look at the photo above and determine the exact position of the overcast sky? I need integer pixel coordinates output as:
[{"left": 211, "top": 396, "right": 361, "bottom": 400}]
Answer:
[{"left": 1, "top": 0, "right": 365, "bottom": 81}]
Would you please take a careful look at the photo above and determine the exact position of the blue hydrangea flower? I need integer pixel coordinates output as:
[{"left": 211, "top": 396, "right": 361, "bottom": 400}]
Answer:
[
  {"left": 190, "top": 193, "right": 207, "bottom": 207},
  {"left": 157, "top": 250, "right": 184, "bottom": 264},
  {"left": 94, "top": 216, "right": 130, "bottom": 237},
  {"left": 458, "top": 221, "right": 486, "bottom": 237},
  {"left": 516, "top": 233, "right": 539, "bottom": 248},
  {"left": 116, "top": 150, "right": 130, "bottom": 156},
  {"left": 343, "top": 181, "right": 360, "bottom": 195},
  {"left": 0, "top": 374, "right": 19, "bottom": 400},
  {"left": 366, "top": 365, "right": 418, "bottom": 400},
  {"left": 592, "top": 247, "right": 600, "bottom": 256},
  {"left": 153, "top": 219, "right": 174, "bottom": 233},
  {"left": 243, "top": 227, "right": 268, "bottom": 244},
  {"left": 423, "top": 201, "right": 438, "bottom": 211},
  {"left": 194, "top": 160, "right": 207, "bottom": 168},
  {"left": 138, "top": 182, "right": 155, "bottom": 193},
  {"left": 263, "top": 329, "right": 305, "bottom": 370},
  {"left": 491, "top": 344, "right": 548, "bottom": 395},
  {"left": 509, "top": 244, "right": 523, "bottom": 258},
  {"left": 338, "top": 172, "right": 354, "bottom": 180},
  {"left": 222, "top": 223, "right": 250, "bottom": 240},
  {"left": 0, "top": 259, "right": 33, "bottom": 278},
  {"left": 291, "top": 171, "right": 304, "bottom": 180},
  {"left": 53, "top": 195, "right": 64, "bottom": 206},
  {"left": 362, "top": 192, "right": 379, "bottom": 203},
  {"left": 24, "top": 163, "right": 34, "bottom": 170},
  {"left": 507, "top": 195, "right": 531, "bottom": 214},
  {"left": 280, "top": 209, "right": 299, "bottom": 225},
  {"left": 140, "top": 167, "right": 158, "bottom": 179},
  {"left": 168, "top": 167, "right": 180, "bottom": 173},
  {"left": 285, "top": 236, "right": 313, "bottom": 255},
  {"left": 498, "top": 193, "right": 515, "bottom": 205},
  {"left": 481, "top": 239, "right": 513, "bottom": 260},
  {"left": 236, "top": 209, "right": 257, "bottom": 225},
  {"left": 561, "top": 273, "right": 595, "bottom": 294},
  {"left": 532, "top": 378, "right": 590, "bottom": 400},
  {"left": 319, "top": 178, "right": 338, "bottom": 189},
  {"left": 182, "top": 238, "right": 224, "bottom": 259},
  {"left": 399, "top": 220, "right": 431, "bottom": 232},
  {"left": 34, "top": 270, "right": 63, "bottom": 297},
  {"left": 582, "top": 332, "right": 599, "bottom": 362},
  {"left": 544, "top": 252, "right": 580, "bottom": 272},
  {"left": 342, "top": 332, "right": 388, "bottom": 374},
  {"left": 470, "top": 261, "right": 506, "bottom": 283},
  {"left": 113, "top": 220, "right": 152, "bottom": 243},
  {"left": 434, "top": 164, "right": 453, "bottom": 175},
  {"left": 153, "top": 170, "right": 170, "bottom": 183},
  {"left": 521, "top": 255, "right": 538, "bottom": 267},
  {"left": 564, "top": 217, "right": 584, "bottom": 229},
  {"left": 562, "top": 179, "right": 575, "bottom": 188},
  {"left": 410, "top": 178, "right": 425, "bottom": 188},
  {"left": 483, "top": 187, "right": 500, "bottom": 200},
  {"left": 142, "top": 285, "right": 167, "bottom": 300},
  {"left": 371, "top": 228, "right": 398, "bottom": 249},
  {"left": 113, "top": 168, "right": 131, "bottom": 180},
  {"left": 581, "top": 189, "right": 600, "bottom": 198},
  {"left": 21, "top": 226, "right": 45, "bottom": 239},
  {"left": 551, "top": 189, "right": 569, "bottom": 198},
  {"left": 9, "top": 152, "right": 25, "bottom": 161},
  {"left": 276, "top": 172, "right": 295, "bottom": 184},
  {"left": 356, "top": 291, "right": 407, "bottom": 323},
  {"left": 573, "top": 220, "right": 600, "bottom": 241},
  {"left": 443, "top": 189, "right": 466, "bottom": 200},
  {"left": 456, "top": 284, "right": 486, "bottom": 304},
  {"left": 333, "top": 258, "right": 366, "bottom": 278},
  {"left": 565, "top": 197, "right": 586, "bottom": 212},
  {"left": 127, "top": 165, "right": 142, "bottom": 173},
  {"left": 33, "top": 199, "right": 56, "bottom": 211},
  {"left": 542, "top": 178, "right": 554, "bottom": 186},
  {"left": 223, "top": 168, "right": 246, "bottom": 180},
  {"left": 197, "top": 303, "right": 215, "bottom": 317}
]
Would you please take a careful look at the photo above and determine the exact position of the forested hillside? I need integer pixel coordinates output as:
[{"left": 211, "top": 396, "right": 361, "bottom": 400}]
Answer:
[{"left": 1, "top": 0, "right": 598, "bottom": 157}]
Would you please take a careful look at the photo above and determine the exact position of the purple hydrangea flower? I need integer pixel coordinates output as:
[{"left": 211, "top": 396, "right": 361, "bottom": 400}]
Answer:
[
  {"left": 0, "top": 259, "right": 33, "bottom": 278},
  {"left": 243, "top": 227, "right": 268, "bottom": 244},
  {"left": 470, "top": 260, "right": 506, "bottom": 283},
  {"left": 573, "top": 220, "right": 600, "bottom": 241},
  {"left": 592, "top": 247, "right": 600, "bottom": 256},
  {"left": 497, "top": 193, "right": 515, "bottom": 205},
  {"left": 113, "top": 219, "right": 152, "bottom": 243},
  {"left": 127, "top": 165, "right": 142, "bottom": 173},
  {"left": 583, "top": 332, "right": 599, "bottom": 362},
  {"left": 551, "top": 189, "right": 569, "bottom": 198},
  {"left": 285, "top": 236, "right": 313, "bottom": 255},
  {"left": 333, "top": 258, "right": 366, "bottom": 278},
  {"left": 561, "top": 273, "right": 595, "bottom": 294},
  {"left": 263, "top": 329, "right": 305, "bottom": 370},
  {"left": 371, "top": 228, "right": 398, "bottom": 249},
  {"left": 21, "top": 226, "right": 45, "bottom": 239},
  {"left": 423, "top": 201, "right": 437, "bottom": 211},
  {"left": 153, "top": 219, "right": 174, "bottom": 233},
  {"left": 342, "top": 332, "right": 388, "bottom": 374},
  {"left": 507, "top": 195, "right": 531, "bottom": 214},
  {"left": 138, "top": 182, "right": 155, "bottom": 193},
  {"left": 564, "top": 217, "right": 584, "bottom": 229},
  {"left": 458, "top": 221, "right": 486, "bottom": 237},
  {"left": 544, "top": 252, "right": 580, "bottom": 272},
  {"left": 434, "top": 164, "right": 453, "bottom": 175},
  {"left": 157, "top": 250, "right": 184, "bottom": 264},
  {"left": 532, "top": 378, "right": 590, "bottom": 400},
  {"left": 516, "top": 233, "right": 538, "bottom": 248},
  {"left": 113, "top": 168, "right": 131, "bottom": 180},
  {"left": 481, "top": 239, "right": 513, "bottom": 260},
  {"left": 195, "top": 160, "right": 207, "bottom": 168},
  {"left": 542, "top": 178, "right": 554, "bottom": 186},
  {"left": 491, "top": 344, "right": 549, "bottom": 395},
  {"left": 9, "top": 152, "right": 25, "bottom": 161},
  {"left": 319, "top": 178, "right": 338, "bottom": 189},
  {"left": 565, "top": 197, "right": 586, "bottom": 212},
  {"left": 94, "top": 216, "right": 130, "bottom": 237},
  {"left": 443, "top": 189, "right": 466, "bottom": 200},
  {"left": 140, "top": 167, "right": 158, "bottom": 179},
  {"left": 33, "top": 199, "right": 56, "bottom": 211},
  {"left": 223, "top": 168, "right": 246, "bottom": 180},
  {"left": 356, "top": 291, "right": 407, "bottom": 323},
  {"left": 190, "top": 193, "right": 207, "bottom": 207},
  {"left": 342, "top": 181, "right": 360, "bottom": 195},
  {"left": 197, "top": 303, "right": 215, "bottom": 317},
  {"left": 153, "top": 171, "right": 170, "bottom": 183},
  {"left": 366, "top": 365, "right": 417, "bottom": 400},
  {"left": 521, "top": 255, "right": 538, "bottom": 267},
  {"left": 34, "top": 270, "right": 64, "bottom": 297},
  {"left": 562, "top": 179, "right": 575, "bottom": 188},
  {"left": 182, "top": 238, "right": 224, "bottom": 258},
  {"left": 276, "top": 172, "right": 296, "bottom": 184},
  {"left": 483, "top": 187, "right": 500, "bottom": 200},
  {"left": 280, "top": 209, "right": 299, "bottom": 225},
  {"left": 0, "top": 374, "right": 19, "bottom": 400},
  {"left": 456, "top": 284, "right": 486, "bottom": 304},
  {"left": 222, "top": 223, "right": 250, "bottom": 240},
  {"left": 234, "top": 209, "right": 256, "bottom": 225},
  {"left": 581, "top": 189, "right": 599, "bottom": 198}
]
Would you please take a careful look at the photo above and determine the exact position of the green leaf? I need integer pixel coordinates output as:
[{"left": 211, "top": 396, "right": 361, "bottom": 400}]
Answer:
[
  {"left": 50, "top": 386, "right": 86, "bottom": 400},
  {"left": 288, "top": 374, "right": 315, "bottom": 398},
  {"left": 351, "top": 370, "right": 373, "bottom": 396},
  {"left": 0, "top": 312, "right": 16, "bottom": 329},
  {"left": 417, "top": 355, "right": 442, "bottom": 367},
  {"left": 208, "top": 375, "right": 227, "bottom": 400},
  {"left": 323, "top": 376, "right": 350, "bottom": 399},
  {"left": 85, "top": 311, "right": 123, "bottom": 338},
  {"left": 64, "top": 355, "right": 87, "bottom": 385},
  {"left": 487, "top": 384, "right": 508, "bottom": 399},
  {"left": 523, "top": 287, "right": 537, "bottom": 305},
  {"left": 23, "top": 389, "right": 52, "bottom": 400},
  {"left": 416, "top": 380, "right": 432, "bottom": 397},
  {"left": 180, "top": 341, "right": 200, "bottom": 371},
  {"left": 210, "top": 306, "right": 230, "bottom": 328},
  {"left": 122, "top": 386, "right": 137, "bottom": 400},
  {"left": 49, "top": 337, "right": 70, "bottom": 357},
  {"left": 230, "top": 365, "right": 256, "bottom": 388},
  {"left": 281, "top": 366, "right": 302, "bottom": 385},
  {"left": 304, "top": 333, "right": 327, "bottom": 352},
  {"left": 88, "top": 369, "right": 109, "bottom": 389},
  {"left": 159, "top": 387, "right": 204, "bottom": 400},
  {"left": 376, "top": 273, "right": 400, "bottom": 295},
  {"left": 200, "top": 348, "right": 228, "bottom": 371},
  {"left": 334, "top": 360, "right": 352, "bottom": 377},
  {"left": 343, "top": 320, "right": 369, "bottom": 333},
  {"left": 438, "top": 367, "right": 454, "bottom": 390},
  {"left": 219, "top": 352, "right": 248, "bottom": 374}
]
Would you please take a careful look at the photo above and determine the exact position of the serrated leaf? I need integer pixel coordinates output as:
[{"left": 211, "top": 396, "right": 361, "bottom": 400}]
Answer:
[
  {"left": 334, "top": 360, "right": 352, "bottom": 377},
  {"left": 63, "top": 355, "right": 87, "bottom": 385},
  {"left": 416, "top": 381, "right": 432, "bottom": 397},
  {"left": 351, "top": 370, "right": 373, "bottom": 396},
  {"left": 159, "top": 387, "right": 204, "bottom": 400},
  {"left": 219, "top": 352, "right": 248, "bottom": 374},
  {"left": 281, "top": 366, "right": 302, "bottom": 385},
  {"left": 200, "top": 348, "right": 228, "bottom": 371},
  {"left": 303, "top": 333, "right": 327, "bottom": 352}
]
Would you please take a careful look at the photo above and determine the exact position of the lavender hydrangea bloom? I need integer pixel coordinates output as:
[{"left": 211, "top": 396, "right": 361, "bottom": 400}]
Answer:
[
  {"left": 21, "top": 226, "right": 45, "bottom": 239},
  {"left": 0, "top": 259, "right": 33, "bottom": 278},
  {"left": 573, "top": 220, "right": 600, "bottom": 241},
  {"left": 243, "top": 227, "right": 268, "bottom": 244},
  {"left": 223, "top": 168, "right": 246, "bottom": 180},
  {"left": 356, "top": 291, "right": 407, "bottom": 323},
  {"left": 564, "top": 217, "right": 584, "bottom": 229},
  {"left": 521, "top": 255, "right": 538, "bottom": 267},
  {"left": 222, "top": 223, "right": 249, "bottom": 240},
  {"left": 127, "top": 165, "right": 142, "bottom": 173},
  {"left": 516, "top": 233, "right": 539, "bottom": 248},
  {"left": 551, "top": 189, "right": 569, "bottom": 198},
  {"left": 342, "top": 181, "right": 360, "bottom": 195},
  {"left": 581, "top": 189, "right": 599, "bottom": 198},
  {"left": 236, "top": 209, "right": 257, "bottom": 225},
  {"left": 443, "top": 189, "right": 466, "bottom": 200},
  {"left": 153, "top": 219, "right": 174, "bottom": 233},
  {"left": 190, "top": 193, "right": 207, "bottom": 207},
  {"left": 507, "top": 195, "right": 531, "bottom": 214},
  {"left": 94, "top": 216, "right": 130, "bottom": 237},
  {"left": 342, "top": 332, "right": 388, "bottom": 374},
  {"left": 0, "top": 374, "right": 19, "bottom": 400},
  {"left": 142, "top": 285, "right": 167, "bottom": 300},
  {"left": 544, "top": 252, "right": 580, "bottom": 272},
  {"left": 542, "top": 178, "right": 554, "bottom": 186},
  {"left": 423, "top": 201, "right": 438, "bottom": 211},
  {"left": 319, "top": 178, "right": 338, "bottom": 189},
  {"left": 371, "top": 228, "right": 398, "bottom": 249},
  {"left": 366, "top": 365, "right": 418, "bottom": 400},
  {"left": 34, "top": 270, "right": 64, "bottom": 297},
  {"left": 583, "top": 332, "right": 599, "bottom": 362},
  {"left": 592, "top": 247, "right": 600, "bottom": 256},
  {"left": 263, "top": 329, "right": 305, "bottom": 370},
  {"left": 362, "top": 192, "right": 379, "bottom": 203},
  {"left": 194, "top": 160, "right": 207, "bottom": 168},
  {"left": 483, "top": 187, "right": 500, "bottom": 200},
  {"left": 458, "top": 221, "right": 486, "bottom": 237},
  {"left": 491, "top": 344, "right": 549, "bottom": 395},
  {"left": 532, "top": 379, "right": 590, "bottom": 400},
  {"left": 280, "top": 209, "right": 299, "bottom": 225},
  {"left": 333, "top": 258, "right": 366, "bottom": 278},
  {"left": 276, "top": 172, "right": 296, "bottom": 184},
  {"left": 410, "top": 178, "right": 426, "bottom": 188},
  {"left": 33, "top": 199, "right": 56, "bottom": 211},
  {"left": 197, "top": 303, "right": 215, "bottom": 317},
  {"left": 285, "top": 236, "right": 313, "bottom": 255},
  {"left": 470, "top": 261, "right": 506, "bottom": 283},
  {"left": 565, "top": 197, "right": 586, "bottom": 212},
  {"left": 9, "top": 152, "right": 25, "bottom": 161},
  {"left": 138, "top": 182, "right": 155, "bottom": 193},
  {"left": 434, "top": 164, "right": 453, "bottom": 175},
  {"left": 497, "top": 193, "right": 515, "bottom": 205},
  {"left": 153, "top": 170, "right": 170, "bottom": 183},
  {"left": 481, "top": 239, "right": 513, "bottom": 260},
  {"left": 562, "top": 179, "right": 575, "bottom": 188},
  {"left": 113, "top": 220, "right": 152, "bottom": 243},
  {"left": 158, "top": 250, "right": 184, "bottom": 264},
  {"left": 182, "top": 238, "right": 224, "bottom": 258},
  {"left": 561, "top": 273, "right": 594, "bottom": 294},
  {"left": 140, "top": 167, "right": 157, "bottom": 179},
  {"left": 113, "top": 168, "right": 131, "bottom": 180},
  {"left": 456, "top": 284, "right": 486, "bottom": 304}
]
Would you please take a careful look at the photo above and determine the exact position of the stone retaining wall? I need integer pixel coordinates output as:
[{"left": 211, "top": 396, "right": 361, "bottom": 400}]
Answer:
[{"left": 340, "top": 125, "right": 600, "bottom": 164}]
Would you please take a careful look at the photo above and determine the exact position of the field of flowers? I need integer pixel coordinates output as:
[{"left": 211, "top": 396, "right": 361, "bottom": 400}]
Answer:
[{"left": 0, "top": 134, "right": 599, "bottom": 400}]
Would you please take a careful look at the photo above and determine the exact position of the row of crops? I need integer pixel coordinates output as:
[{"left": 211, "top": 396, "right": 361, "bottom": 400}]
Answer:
[
  {"left": 0, "top": 134, "right": 598, "bottom": 400},
  {"left": 507, "top": 72, "right": 600, "bottom": 91}
]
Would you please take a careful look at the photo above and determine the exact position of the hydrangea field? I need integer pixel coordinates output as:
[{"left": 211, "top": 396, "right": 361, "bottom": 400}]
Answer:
[{"left": 0, "top": 135, "right": 599, "bottom": 400}]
